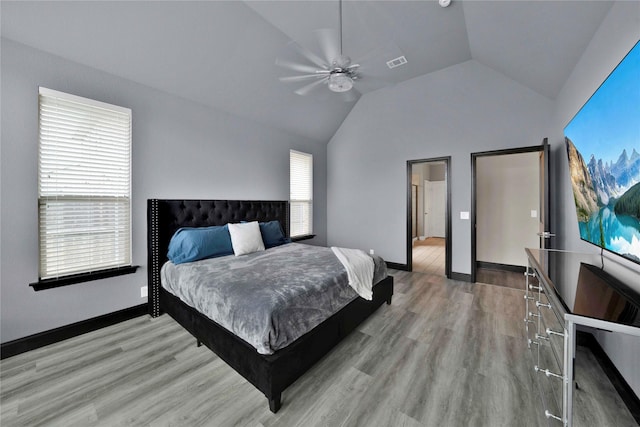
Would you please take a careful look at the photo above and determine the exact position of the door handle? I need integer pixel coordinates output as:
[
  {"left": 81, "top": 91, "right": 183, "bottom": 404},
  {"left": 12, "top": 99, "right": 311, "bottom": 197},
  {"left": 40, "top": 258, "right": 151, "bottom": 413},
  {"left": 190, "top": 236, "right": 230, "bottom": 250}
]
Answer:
[{"left": 536, "top": 232, "right": 556, "bottom": 238}]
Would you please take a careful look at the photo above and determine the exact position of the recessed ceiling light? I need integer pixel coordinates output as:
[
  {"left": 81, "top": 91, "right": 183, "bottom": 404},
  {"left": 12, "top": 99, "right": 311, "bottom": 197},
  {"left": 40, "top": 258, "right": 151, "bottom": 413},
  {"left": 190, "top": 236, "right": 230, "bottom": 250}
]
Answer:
[{"left": 439, "top": 0, "right": 451, "bottom": 7}]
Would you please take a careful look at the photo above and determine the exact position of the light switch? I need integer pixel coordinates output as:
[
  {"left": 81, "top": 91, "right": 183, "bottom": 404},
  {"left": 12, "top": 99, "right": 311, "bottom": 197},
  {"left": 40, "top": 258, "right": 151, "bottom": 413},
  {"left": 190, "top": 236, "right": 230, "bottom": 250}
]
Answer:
[
  {"left": 531, "top": 210, "right": 538, "bottom": 218},
  {"left": 460, "top": 211, "right": 469, "bottom": 220}
]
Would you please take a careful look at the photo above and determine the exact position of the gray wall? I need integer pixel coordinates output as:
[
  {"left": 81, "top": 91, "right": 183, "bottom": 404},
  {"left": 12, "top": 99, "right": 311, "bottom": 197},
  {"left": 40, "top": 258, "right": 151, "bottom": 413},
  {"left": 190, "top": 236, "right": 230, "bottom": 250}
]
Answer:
[
  {"left": 327, "top": 59, "right": 553, "bottom": 271},
  {"left": 550, "top": 1, "right": 640, "bottom": 396},
  {"left": 476, "top": 152, "right": 540, "bottom": 267},
  {"left": 0, "top": 39, "right": 327, "bottom": 343}
]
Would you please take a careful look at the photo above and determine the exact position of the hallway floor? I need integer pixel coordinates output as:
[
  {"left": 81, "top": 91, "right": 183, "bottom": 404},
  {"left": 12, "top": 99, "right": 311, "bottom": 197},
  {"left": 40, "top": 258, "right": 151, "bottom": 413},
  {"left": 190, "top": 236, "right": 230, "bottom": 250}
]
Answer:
[
  {"left": 412, "top": 238, "right": 526, "bottom": 290},
  {"left": 412, "top": 237, "right": 445, "bottom": 276}
]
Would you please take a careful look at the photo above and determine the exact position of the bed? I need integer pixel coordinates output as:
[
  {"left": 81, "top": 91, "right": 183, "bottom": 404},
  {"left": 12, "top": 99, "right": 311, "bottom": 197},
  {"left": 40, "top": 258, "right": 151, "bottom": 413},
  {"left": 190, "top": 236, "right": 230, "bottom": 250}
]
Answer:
[{"left": 147, "top": 199, "right": 394, "bottom": 412}]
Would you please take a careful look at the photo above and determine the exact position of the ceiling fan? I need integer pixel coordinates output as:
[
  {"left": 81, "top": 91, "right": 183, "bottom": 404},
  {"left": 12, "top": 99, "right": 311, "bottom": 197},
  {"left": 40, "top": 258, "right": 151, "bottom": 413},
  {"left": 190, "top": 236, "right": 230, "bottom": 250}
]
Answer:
[{"left": 276, "top": 0, "right": 362, "bottom": 100}]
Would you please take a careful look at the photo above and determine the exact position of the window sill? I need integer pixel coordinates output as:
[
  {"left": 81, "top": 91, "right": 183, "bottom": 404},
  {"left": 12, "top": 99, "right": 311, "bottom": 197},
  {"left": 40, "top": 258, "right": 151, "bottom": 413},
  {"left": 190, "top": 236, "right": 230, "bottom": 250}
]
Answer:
[
  {"left": 291, "top": 234, "right": 316, "bottom": 242},
  {"left": 30, "top": 265, "right": 139, "bottom": 291}
]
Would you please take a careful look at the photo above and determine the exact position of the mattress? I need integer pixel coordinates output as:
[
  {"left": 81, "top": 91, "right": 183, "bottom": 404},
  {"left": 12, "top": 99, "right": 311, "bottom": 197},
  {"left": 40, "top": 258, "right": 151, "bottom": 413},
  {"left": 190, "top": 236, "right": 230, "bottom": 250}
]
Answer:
[{"left": 161, "top": 242, "right": 387, "bottom": 355}]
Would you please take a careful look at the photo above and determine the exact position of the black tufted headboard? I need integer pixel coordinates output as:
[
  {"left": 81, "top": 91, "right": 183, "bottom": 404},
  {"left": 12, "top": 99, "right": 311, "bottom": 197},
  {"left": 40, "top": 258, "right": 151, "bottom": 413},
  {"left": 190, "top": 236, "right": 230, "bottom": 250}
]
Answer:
[{"left": 147, "top": 199, "right": 289, "bottom": 316}]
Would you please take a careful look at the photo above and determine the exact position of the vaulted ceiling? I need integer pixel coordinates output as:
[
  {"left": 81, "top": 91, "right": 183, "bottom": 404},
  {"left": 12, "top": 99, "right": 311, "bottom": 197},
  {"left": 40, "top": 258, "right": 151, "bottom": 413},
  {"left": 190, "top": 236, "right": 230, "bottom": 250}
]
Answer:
[{"left": 1, "top": 1, "right": 613, "bottom": 143}]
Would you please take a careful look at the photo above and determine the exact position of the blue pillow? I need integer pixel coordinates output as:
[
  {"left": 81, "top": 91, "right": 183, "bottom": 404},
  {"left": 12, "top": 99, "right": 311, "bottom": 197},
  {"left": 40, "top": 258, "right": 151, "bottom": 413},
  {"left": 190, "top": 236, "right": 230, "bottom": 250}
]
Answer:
[
  {"left": 167, "top": 225, "right": 233, "bottom": 264},
  {"left": 259, "top": 221, "right": 291, "bottom": 248}
]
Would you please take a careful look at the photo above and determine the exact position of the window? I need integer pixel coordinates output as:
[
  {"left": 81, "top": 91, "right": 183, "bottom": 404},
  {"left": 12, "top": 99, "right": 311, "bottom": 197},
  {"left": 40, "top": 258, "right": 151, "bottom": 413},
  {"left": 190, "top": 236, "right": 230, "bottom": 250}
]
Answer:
[
  {"left": 289, "top": 150, "right": 313, "bottom": 237},
  {"left": 36, "top": 87, "right": 132, "bottom": 285}
]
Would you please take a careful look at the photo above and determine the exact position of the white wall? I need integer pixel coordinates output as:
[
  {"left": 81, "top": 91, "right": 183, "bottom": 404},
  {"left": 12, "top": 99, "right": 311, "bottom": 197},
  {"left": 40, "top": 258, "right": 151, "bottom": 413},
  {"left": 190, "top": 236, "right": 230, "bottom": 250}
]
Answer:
[
  {"left": 411, "top": 163, "right": 436, "bottom": 238},
  {"left": 476, "top": 152, "right": 540, "bottom": 267},
  {"left": 411, "top": 165, "right": 423, "bottom": 238},
  {"left": 327, "top": 59, "right": 552, "bottom": 272},
  {"left": 421, "top": 163, "right": 446, "bottom": 239},
  {"left": 0, "top": 39, "right": 327, "bottom": 343},
  {"left": 428, "top": 163, "right": 446, "bottom": 182},
  {"left": 551, "top": 1, "right": 640, "bottom": 396}
]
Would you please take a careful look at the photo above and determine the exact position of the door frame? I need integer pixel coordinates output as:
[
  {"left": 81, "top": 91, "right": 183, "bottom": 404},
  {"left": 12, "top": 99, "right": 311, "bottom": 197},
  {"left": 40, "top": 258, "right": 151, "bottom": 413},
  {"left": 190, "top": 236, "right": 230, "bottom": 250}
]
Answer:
[
  {"left": 412, "top": 184, "right": 419, "bottom": 239},
  {"left": 406, "top": 156, "right": 452, "bottom": 277},
  {"left": 470, "top": 139, "right": 549, "bottom": 283}
]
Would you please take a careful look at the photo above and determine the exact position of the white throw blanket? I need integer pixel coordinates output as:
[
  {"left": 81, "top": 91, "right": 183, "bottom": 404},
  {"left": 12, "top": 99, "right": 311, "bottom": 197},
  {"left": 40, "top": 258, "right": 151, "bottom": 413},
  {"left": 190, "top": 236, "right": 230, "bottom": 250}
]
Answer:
[{"left": 331, "top": 247, "right": 375, "bottom": 300}]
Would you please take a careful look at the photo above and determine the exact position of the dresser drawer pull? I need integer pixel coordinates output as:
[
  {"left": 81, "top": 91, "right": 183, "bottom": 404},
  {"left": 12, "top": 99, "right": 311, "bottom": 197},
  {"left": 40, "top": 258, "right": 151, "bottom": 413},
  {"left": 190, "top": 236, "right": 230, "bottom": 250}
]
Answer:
[
  {"left": 534, "top": 365, "right": 563, "bottom": 380},
  {"left": 535, "top": 333, "right": 549, "bottom": 341},
  {"left": 536, "top": 301, "right": 552, "bottom": 309},
  {"left": 529, "top": 285, "right": 542, "bottom": 291},
  {"left": 524, "top": 318, "right": 535, "bottom": 324},
  {"left": 524, "top": 295, "right": 535, "bottom": 301},
  {"left": 544, "top": 410, "right": 563, "bottom": 422},
  {"left": 528, "top": 339, "right": 539, "bottom": 346},
  {"left": 545, "top": 328, "right": 564, "bottom": 337},
  {"left": 528, "top": 312, "right": 540, "bottom": 318}
]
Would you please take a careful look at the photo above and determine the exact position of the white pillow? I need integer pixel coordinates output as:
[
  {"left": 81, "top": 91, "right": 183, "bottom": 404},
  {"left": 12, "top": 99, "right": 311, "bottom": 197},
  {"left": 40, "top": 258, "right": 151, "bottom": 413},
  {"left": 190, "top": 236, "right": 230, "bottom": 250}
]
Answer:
[{"left": 228, "top": 221, "right": 265, "bottom": 256}]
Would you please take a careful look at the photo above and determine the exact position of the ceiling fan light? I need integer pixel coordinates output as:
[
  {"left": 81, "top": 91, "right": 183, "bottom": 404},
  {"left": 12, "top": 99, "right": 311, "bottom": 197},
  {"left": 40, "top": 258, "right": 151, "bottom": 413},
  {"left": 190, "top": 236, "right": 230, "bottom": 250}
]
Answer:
[{"left": 328, "top": 73, "right": 353, "bottom": 92}]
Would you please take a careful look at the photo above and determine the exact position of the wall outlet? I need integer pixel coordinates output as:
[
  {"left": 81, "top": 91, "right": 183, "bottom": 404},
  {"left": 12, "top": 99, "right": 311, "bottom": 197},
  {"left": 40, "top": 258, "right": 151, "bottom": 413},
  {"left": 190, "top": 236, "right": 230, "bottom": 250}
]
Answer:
[
  {"left": 531, "top": 210, "right": 538, "bottom": 218},
  {"left": 460, "top": 211, "right": 470, "bottom": 220},
  {"left": 140, "top": 286, "right": 148, "bottom": 298},
  {"left": 369, "top": 249, "right": 374, "bottom": 255}
]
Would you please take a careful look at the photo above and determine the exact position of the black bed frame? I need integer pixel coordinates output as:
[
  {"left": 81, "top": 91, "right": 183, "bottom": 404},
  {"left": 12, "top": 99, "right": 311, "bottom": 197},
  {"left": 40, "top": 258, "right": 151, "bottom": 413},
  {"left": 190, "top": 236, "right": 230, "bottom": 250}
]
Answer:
[{"left": 147, "top": 199, "right": 393, "bottom": 412}]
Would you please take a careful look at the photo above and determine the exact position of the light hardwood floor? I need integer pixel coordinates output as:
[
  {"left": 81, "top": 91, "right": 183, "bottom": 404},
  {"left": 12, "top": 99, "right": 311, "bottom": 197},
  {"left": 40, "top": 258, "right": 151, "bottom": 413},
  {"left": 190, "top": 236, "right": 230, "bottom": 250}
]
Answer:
[
  {"left": 1, "top": 270, "right": 635, "bottom": 426},
  {"left": 412, "top": 238, "right": 445, "bottom": 276}
]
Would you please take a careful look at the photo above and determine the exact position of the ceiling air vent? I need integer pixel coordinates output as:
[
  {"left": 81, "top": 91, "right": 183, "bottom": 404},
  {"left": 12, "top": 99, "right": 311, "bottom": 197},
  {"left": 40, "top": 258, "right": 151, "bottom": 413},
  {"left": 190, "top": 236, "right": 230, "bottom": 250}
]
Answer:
[{"left": 386, "top": 56, "right": 407, "bottom": 69}]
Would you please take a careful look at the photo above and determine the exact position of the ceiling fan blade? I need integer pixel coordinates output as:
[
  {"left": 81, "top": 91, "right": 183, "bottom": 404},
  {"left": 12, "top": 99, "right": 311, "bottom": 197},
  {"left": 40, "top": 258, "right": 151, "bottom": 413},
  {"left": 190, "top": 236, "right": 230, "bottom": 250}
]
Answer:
[
  {"left": 295, "top": 76, "right": 329, "bottom": 96},
  {"left": 279, "top": 74, "right": 327, "bottom": 83},
  {"left": 314, "top": 29, "right": 340, "bottom": 65},
  {"left": 275, "top": 58, "right": 324, "bottom": 75},
  {"left": 286, "top": 40, "right": 328, "bottom": 70}
]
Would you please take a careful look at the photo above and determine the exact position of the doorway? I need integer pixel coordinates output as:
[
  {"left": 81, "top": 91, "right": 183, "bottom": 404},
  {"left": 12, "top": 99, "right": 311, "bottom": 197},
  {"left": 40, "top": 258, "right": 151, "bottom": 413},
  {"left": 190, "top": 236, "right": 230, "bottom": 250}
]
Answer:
[
  {"left": 470, "top": 139, "right": 551, "bottom": 285},
  {"left": 406, "top": 157, "right": 452, "bottom": 277}
]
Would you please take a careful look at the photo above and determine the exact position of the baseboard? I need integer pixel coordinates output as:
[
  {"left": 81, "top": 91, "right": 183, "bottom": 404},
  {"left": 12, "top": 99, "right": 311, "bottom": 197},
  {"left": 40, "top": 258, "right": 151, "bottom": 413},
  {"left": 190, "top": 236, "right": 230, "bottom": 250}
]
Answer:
[
  {"left": 1, "top": 304, "right": 147, "bottom": 360},
  {"left": 386, "top": 262, "right": 409, "bottom": 271},
  {"left": 576, "top": 331, "right": 640, "bottom": 424},
  {"left": 476, "top": 261, "right": 526, "bottom": 273},
  {"left": 450, "top": 272, "right": 472, "bottom": 282}
]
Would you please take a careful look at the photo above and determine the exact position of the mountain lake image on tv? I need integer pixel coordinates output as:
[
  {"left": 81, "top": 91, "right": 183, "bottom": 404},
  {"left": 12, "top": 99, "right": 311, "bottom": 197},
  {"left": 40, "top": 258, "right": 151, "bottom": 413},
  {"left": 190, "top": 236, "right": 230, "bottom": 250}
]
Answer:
[{"left": 565, "top": 40, "right": 640, "bottom": 265}]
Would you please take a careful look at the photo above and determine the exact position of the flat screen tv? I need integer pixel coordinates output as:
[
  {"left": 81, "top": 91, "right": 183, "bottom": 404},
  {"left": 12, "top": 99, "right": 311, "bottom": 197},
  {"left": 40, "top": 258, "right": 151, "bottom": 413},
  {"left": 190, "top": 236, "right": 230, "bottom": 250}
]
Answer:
[{"left": 565, "top": 40, "right": 640, "bottom": 265}]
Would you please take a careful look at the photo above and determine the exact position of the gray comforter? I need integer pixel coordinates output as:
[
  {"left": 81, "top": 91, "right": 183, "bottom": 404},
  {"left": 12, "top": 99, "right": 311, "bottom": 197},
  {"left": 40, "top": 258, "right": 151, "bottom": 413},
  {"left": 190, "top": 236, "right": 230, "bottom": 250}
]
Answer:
[{"left": 161, "top": 243, "right": 387, "bottom": 355}]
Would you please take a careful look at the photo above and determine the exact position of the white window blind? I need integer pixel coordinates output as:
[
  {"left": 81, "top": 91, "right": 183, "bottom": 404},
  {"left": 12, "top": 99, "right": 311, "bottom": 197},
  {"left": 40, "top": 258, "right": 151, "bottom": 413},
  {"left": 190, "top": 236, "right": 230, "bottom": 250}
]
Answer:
[
  {"left": 290, "top": 150, "right": 313, "bottom": 237},
  {"left": 38, "top": 87, "right": 132, "bottom": 280}
]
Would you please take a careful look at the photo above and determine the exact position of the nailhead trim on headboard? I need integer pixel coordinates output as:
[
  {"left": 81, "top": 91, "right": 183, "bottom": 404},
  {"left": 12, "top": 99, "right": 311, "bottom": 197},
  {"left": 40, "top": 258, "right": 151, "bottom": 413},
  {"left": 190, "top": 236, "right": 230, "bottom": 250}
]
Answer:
[{"left": 149, "top": 199, "right": 161, "bottom": 317}]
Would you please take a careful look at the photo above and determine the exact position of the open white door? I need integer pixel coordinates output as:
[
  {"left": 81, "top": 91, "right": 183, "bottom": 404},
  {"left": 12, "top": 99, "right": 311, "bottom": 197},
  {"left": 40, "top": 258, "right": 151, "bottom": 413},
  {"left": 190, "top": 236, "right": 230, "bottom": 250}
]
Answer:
[
  {"left": 423, "top": 181, "right": 430, "bottom": 238},
  {"left": 425, "top": 180, "right": 446, "bottom": 238}
]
